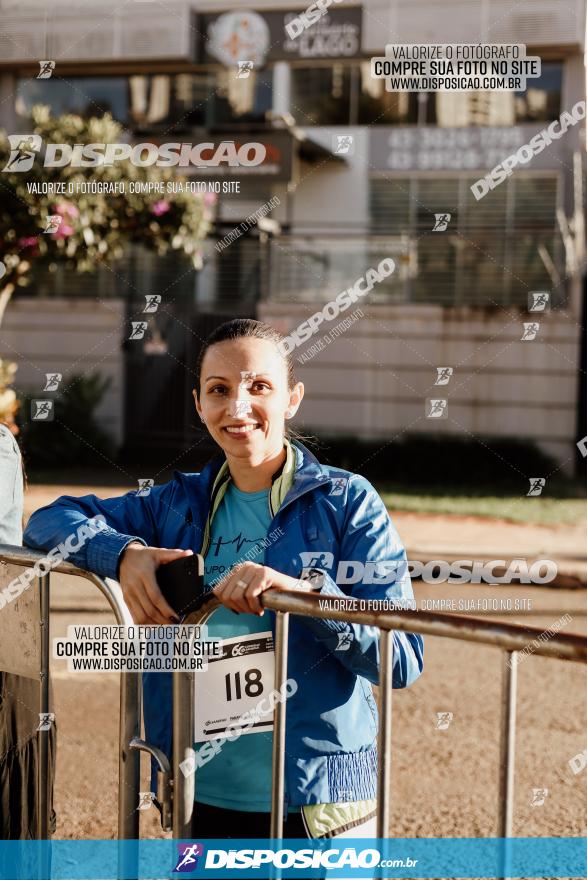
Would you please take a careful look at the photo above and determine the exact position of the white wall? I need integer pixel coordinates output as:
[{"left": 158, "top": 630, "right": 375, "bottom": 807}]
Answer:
[
  {"left": 260, "top": 302, "right": 580, "bottom": 474},
  {"left": 0, "top": 297, "right": 125, "bottom": 446},
  {"left": 291, "top": 128, "right": 368, "bottom": 234}
]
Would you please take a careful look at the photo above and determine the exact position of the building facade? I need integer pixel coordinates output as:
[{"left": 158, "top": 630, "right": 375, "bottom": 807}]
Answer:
[{"left": 0, "top": 0, "right": 585, "bottom": 471}]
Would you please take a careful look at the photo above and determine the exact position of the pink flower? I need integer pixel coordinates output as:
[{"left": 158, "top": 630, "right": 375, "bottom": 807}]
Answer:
[
  {"left": 18, "top": 236, "right": 39, "bottom": 249},
  {"left": 54, "top": 224, "right": 74, "bottom": 238},
  {"left": 151, "top": 200, "right": 171, "bottom": 217},
  {"left": 54, "top": 201, "right": 79, "bottom": 218},
  {"left": 203, "top": 192, "right": 217, "bottom": 206}
]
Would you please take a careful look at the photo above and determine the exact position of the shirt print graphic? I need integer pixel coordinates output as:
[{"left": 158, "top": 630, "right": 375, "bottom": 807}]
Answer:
[{"left": 205, "top": 531, "right": 266, "bottom": 579}]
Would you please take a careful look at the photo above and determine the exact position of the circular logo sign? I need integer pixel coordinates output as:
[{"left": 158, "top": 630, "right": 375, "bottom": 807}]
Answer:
[{"left": 207, "top": 11, "right": 270, "bottom": 67}]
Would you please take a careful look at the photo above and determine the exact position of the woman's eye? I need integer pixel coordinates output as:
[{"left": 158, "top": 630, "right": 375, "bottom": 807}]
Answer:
[
  {"left": 253, "top": 382, "right": 270, "bottom": 392},
  {"left": 210, "top": 386, "right": 227, "bottom": 395}
]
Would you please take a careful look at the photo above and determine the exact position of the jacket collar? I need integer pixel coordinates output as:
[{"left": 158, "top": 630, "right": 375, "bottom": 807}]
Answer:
[{"left": 173, "top": 438, "right": 331, "bottom": 529}]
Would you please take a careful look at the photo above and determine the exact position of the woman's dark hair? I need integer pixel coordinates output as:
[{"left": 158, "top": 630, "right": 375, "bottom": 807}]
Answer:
[
  {"left": 194, "top": 318, "right": 318, "bottom": 447},
  {"left": 194, "top": 319, "right": 296, "bottom": 396}
]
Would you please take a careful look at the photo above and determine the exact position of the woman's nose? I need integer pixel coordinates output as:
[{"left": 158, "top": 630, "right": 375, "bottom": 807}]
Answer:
[{"left": 227, "top": 390, "right": 253, "bottom": 418}]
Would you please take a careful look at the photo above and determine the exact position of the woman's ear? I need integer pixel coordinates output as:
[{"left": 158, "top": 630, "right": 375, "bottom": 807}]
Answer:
[
  {"left": 193, "top": 389, "right": 205, "bottom": 422},
  {"left": 285, "top": 382, "right": 304, "bottom": 419}
]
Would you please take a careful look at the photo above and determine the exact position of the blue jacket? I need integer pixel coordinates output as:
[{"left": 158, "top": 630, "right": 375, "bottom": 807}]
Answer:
[{"left": 24, "top": 440, "right": 423, "bottom": 806}]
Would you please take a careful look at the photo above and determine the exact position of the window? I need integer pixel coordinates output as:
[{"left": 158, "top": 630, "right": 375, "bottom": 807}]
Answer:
[
  {"left": 426, "top": 62, "right": 563, "bottom": 126},
  {"left": 16, "top": 77, "right": 130, "bottom": 122},
  {"left": 290, "top": 64, "right": 352, "bottom": 125},
  {"left": 515, "top": 62, "right": 563, "bottom": 122},
  {"left": 289, "top": 60, "right": 563, "bottom": 127},
  {"left": 357, "top": 62, "right": 422, "bottom": 125},
  {"left": 369, "top": 175, "right": 563, "bottom": 307},
  {"left": 15, "top": 71, "right": 273, "bottom": 130},
  {"left": 290, "top": 63, "right": 420, "bottom": 126},
  {"left": 169, "top": 71, "right": 273, "bottom": 129}
]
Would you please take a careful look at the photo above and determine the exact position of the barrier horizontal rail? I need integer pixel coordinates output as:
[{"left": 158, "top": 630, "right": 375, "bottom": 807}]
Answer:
[
  {"left": 181, "top": 586, "right": 587, "bottom": 863},
  {"left": 259, "top": 589, "right": 587, "bottom": 662},
  {"left": 260, "top": 589, "right": 587, "bottom": 845}
]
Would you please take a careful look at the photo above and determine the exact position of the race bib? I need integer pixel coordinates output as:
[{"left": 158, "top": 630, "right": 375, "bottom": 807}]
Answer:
[{"left": 193, "top": 631, "right": 275, "bottom": 742}]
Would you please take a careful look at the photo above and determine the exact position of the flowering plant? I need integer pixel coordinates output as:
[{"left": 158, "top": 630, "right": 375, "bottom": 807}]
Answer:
[{"left": 0, "top": 105, "right": 214, "bottom": 429}]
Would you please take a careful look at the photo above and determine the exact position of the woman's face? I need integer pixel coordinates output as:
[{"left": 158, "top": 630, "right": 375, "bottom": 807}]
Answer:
[{"left": 193, "top": 337, "right": 304, "bottom": 461}]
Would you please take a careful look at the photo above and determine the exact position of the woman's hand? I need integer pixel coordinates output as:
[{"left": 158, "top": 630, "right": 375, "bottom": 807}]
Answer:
[
  {"left": 212, "top": 562, "right": 302, "bottom": 615},
  {"left": 119, "top": 542, "right": 193, "bottom": 624}
]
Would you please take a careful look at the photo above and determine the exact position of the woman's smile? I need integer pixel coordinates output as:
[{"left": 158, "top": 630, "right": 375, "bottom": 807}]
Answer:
[{"left": 223, "top": 422, "right": 262, "bottom": 437}]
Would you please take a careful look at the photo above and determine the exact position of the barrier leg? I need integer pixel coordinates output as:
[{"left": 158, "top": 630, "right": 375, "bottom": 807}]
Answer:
[
  {"left": 376, "top": 630, "right": 393, "bottom": 840},
  {"left": 37, "top": 574, "right": 51, "bottom": 842},
  {"left": 498, "top": 651, "right": 517, "bottom": 879},
  {"left": 173, "top": 669, "right": 195, "bottom": 839},
  {"left": 270, "top": 612, "right": 289, "bottom": 841},
  {"left": 118, "top": 671, "right": 141, "bottom": 879}
]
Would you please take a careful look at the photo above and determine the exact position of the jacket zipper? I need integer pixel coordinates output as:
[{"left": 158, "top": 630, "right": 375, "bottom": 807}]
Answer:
[{"left": 268, "top": 475, "right": 329, "bottom": 527}]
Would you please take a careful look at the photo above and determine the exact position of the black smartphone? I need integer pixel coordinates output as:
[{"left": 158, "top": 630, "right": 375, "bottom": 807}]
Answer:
[{"left": 156, "top": 553, "right": 206, "bottom": 619}]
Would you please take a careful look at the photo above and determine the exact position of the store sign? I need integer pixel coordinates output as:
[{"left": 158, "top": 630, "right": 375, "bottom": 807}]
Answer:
[
  {"left": 198, "top": 7, "right": 362, "bottom": 65},
  {"left": 370, "top": 125, "right": 568, "bottom": 171},
  {"left": 180, "top": 132, "right": 293, "bottom": 181}
]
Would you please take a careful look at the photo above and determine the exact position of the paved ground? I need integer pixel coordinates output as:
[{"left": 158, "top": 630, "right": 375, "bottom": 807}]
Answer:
[
  {"left": 10, "top": 484, "right": 587, "bottom": 847},
  {"left": 48, "top": 590, "right": 587, "bottom": 842}
]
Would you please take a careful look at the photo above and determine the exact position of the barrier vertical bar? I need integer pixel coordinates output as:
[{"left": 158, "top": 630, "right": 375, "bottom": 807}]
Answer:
[
  {"left": 270, "top": 611, "right": 289, "bottom": 840},
  {"left": 498, "top": 650, "right": 517, "bottom": 879},
  {"left": 38, "top": 573, "right": 50, "bottom": 841},
  {"left": 376, "top": 630, "right": 393, "bottom": 839},
  {"left": 499, "top": 651, "right": 517, "bottom": 836},
  {"left": 118, "top": 671, "right": 141, "bottom": 839},
  {"left": 173, "top": 669, "right": 195, "bottom": 839},
  {"left": 112, "top": 584, "right": 140, "bottom": 879},
  {"left": 36, "top": 571, "right": 51, "bottom": 880}
]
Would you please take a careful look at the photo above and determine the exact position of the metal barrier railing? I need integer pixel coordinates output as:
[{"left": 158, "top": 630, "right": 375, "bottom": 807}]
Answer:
[
  {"left": 175, "top": 590, "right": 587, "bottom": 843},
  {"left": 0, "top": 544, "right": 140, "bottom": 862},
  {"left": 2, "top": 542, "right": 587, "bottom": 866}
]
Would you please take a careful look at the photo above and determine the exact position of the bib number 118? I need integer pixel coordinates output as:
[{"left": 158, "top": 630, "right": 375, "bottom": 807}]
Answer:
[{"left": 225, "top": 668, "right": 263, "bottom": 701}]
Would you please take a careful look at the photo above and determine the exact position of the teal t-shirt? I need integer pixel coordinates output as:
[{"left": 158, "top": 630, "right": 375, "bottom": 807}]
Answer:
[{"left": 195, "top": 482, "right": 297, "bottom": 812}]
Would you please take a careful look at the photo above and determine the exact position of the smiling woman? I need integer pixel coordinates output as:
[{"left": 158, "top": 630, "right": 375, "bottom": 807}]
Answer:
[
  {"left": 192, "top": 321, "right": 305, "bottom": 492},
  {"left": 23, "top": 318, "right": 423, "bottom": 847}
]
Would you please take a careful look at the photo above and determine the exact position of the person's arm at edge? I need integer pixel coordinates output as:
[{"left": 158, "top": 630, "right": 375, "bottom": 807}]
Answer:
[
  {"left": 0, "top": 424, "right": 24, "bottom": 546},
  {"left": 22, "top": 486, "right": 170, "bottom": 580}
]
